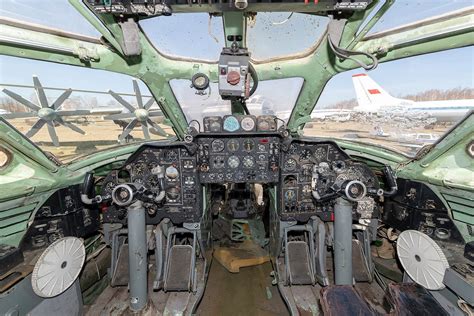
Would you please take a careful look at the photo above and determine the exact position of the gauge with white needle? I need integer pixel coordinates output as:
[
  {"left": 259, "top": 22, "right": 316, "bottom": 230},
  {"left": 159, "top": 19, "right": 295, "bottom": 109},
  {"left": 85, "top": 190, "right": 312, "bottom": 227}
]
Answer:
[
  {"left": 31, "top": 237, "right": 86, "bottom": 298},
  {"left": 241, "top": 116, "right": 256, "bottom": 131}
]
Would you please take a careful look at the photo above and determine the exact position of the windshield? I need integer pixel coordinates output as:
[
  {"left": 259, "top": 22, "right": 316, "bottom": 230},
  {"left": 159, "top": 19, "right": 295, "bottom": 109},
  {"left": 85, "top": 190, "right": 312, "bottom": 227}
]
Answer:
[
  {"left": 171, "top": 78, "right": 304, "bottom": 124},
  {"left": 304, "top": 47, "right": 474, "bottom": 156},
  {"left": 0, "top": 56, "right": 173, "bottom": 163}
]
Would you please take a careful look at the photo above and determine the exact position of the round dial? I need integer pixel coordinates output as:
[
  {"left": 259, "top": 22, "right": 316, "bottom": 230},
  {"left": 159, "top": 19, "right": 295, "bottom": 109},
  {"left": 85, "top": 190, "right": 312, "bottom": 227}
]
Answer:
[
  {"left": 164, "top": 150, "right": 178, "bottom": 162},
  {"left": 133, "top": 162, "right": 147, "bottom": 177},
  {"left": 284, "top": 158, "right": 297, "bottom": 171},
  {"left": 257, "top": 120, "right": 270, "bottom": 131},
  {"left": 243, "top": 139, "right": 255, "bottom": 152},
  {"left": 299, "top": 149, "right": 312, "bottom": 161},
  {"left": 211, "top": 139, "right": 225, "bottom": 152},
  {"left": 227, "top": 139, "right": 240, "bottom": 152},
  {"left": 314, "top": 147, "right": 327, "bottom": 160},
  {"left": 210, "top": 121, "right": 221, "bottom": 132},
  {"left": 223, "top": 116, "right": 240, "bottom": 132},
  {"left": 242, "top": 156, "right": 255, "bottom": 168},
  {"left": 241, "top": 117, "right": 256, "bottom": 131},
  {"left": 147, "top": 175, "right": 160, "bottom": 188},
  {"left": 165, "top": 166, "right": 179, "bottom": 179},
  {"left": 227, "top": 156, "right": 240, "bottom": 169},
  {"left": 166, "top": 187, "right": 180, "bottom": 200},
  {"left": 102, "top": 181, "right": 116, "bottom": 195}
]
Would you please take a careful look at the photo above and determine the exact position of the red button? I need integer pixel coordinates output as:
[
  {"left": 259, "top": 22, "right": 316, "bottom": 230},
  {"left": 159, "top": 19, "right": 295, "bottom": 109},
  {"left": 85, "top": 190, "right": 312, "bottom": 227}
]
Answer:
[{"left": 227, "top": 71, "right": 240, "bottom": 85}]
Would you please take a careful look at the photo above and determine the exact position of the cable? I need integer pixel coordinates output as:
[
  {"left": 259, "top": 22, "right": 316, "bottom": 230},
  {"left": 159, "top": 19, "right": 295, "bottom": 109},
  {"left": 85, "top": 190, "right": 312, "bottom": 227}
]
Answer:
[
  {"left": 248, "top": 63, "right": 259, "bottom": 97},
  {"left": 328, "top": 35, "right": 379, "bottom": 71}
]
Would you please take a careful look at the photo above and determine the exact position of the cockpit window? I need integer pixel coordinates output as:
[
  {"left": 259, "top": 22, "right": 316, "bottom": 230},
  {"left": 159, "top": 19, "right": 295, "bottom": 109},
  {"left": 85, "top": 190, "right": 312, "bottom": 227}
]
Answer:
[
  {"left": 0, "top": 56, "right": 173, "bottom": 163},
  {"left": 365, "top": 0, "right": 472, "bottom": 36},
  {"left": 171, "top": 78, "right": 304, "bottom": 124},
  {"left": 140, "top": 13, "right": 224, "bottom": 61},
  {"left": 0, "top": 0, "right": 100, "bottom": 37},
  {"left": 247, "top": 13, "right": 328, "bottom": 60},
  {"left": 303, "top": 47, "right": 474, "bottom": 156}
]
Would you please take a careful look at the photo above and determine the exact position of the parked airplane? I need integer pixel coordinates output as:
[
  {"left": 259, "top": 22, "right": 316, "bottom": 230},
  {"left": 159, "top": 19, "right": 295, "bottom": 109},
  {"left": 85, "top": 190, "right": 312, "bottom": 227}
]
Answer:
[{"left": 352, "top": 73, "right": 474, "bottom": 122}]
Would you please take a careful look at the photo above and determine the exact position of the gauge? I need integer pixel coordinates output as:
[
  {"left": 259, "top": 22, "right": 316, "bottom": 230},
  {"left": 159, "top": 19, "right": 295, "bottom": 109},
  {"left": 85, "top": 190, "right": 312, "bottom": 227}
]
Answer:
[
  {"left": 284, "top": 190, "right": 296, "bottom": 202},
  {"left": 332, "top": 160, "right": 346, "bottom": 172},
  {"left": 258, "top": 154, "right": 266, "bottom": 161},
  {"left": 257, "top": 116, "right": 277, "bottom": 131},
  {"left": 203, "top": 116, "right": 222, "bottom": 132},
  {"left": 284, "top": 158, "right": 297, "bottom": 171},
  {"left": 242, "top": 156, "right": 255, "bottom": 168},
  {"left": 257, "top": 144, "right": 266, "bottom": 152},
  {"left": 191, "top": 73, "right": 209, "bottom": 90},
  {"left": 243, "top": 139, "right": 255, "bottom": 152},
  {"left": 211, "top": 139, "right": 225, "bottom": 152},
  {"left": 227, "top": 139, "right": 240, "bottom": 152},
  {"left": 299, "top": 149, "right": 312, "bottom": 161},
  {"left": 223, "top": 116, "right": 240, "bottom": 132},
  {"left": 288, "top": 143, "right": 299, "bottom": 155},
  {"left": 302, "top": 185, "right": 312, "bottom": 194},
  {"left": 241, "top": 116, "right": 256, "bottom": 131},
  {"left": 147, "top": 175, "right": 160, "bottom": 188},
  {"left": 165, "top": 166, "right": 179, "bottom": 179},
  {"left": 314, "top": 146, "right": 327, "bottom": 160},
  {"left": 133, "top": 162, "right": 147, "bottom": 177},
  {"left": 227, "top": 156, "right": 240, "bottom": 169},
  {"left": 166, "top": 187, "right": 180, "bottom": 201},
  {"left": 102, "top": 181, "right": 116, "bottom": 195}
]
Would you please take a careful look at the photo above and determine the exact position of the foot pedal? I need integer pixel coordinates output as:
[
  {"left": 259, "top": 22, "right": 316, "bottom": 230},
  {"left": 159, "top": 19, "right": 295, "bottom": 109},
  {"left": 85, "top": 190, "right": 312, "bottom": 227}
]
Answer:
[
  {"left": 353, "top": 239, "right": 371, "bottom": 282},
  {"left": 111, "top": 243, "right": 129, "bottom": 286},
  {"left": 287, "top": 241, "right": 313, "bottom": 285},
  {"left": 164, "top": 245, "right": 193, "bottom": 291}
]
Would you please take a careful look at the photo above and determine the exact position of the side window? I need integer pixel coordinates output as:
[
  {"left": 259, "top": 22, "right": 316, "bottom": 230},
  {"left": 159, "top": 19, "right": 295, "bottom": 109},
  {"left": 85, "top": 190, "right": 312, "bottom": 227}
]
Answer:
[
  {"left": 0, "top": 56, "right": 172, "bottom": 162},
  {"left": 303, "top": 47, "right": 474, "bottom": 156},
  {"left": 0, "top": 0, "right": 100, "bottom": 37}
]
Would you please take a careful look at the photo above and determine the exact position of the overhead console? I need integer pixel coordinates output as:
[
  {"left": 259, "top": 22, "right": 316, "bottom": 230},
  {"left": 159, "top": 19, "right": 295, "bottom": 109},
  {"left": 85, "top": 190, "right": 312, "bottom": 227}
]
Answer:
[{"left": 85, "top": 0, "right": 373, "bottom": 15}]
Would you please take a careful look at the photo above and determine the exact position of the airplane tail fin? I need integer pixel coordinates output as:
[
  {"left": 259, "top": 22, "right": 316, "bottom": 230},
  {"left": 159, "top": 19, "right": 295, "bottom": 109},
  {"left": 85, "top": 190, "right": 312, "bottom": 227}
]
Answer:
[{"left": 352, "top": 74, "right": 399, "bottom": 111}]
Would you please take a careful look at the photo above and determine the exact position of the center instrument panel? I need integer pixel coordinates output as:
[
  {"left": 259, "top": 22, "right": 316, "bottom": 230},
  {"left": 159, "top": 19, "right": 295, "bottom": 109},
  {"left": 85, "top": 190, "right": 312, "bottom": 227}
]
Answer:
[{"left": 100, "top": 115, "right": 379, "bottom": 224}]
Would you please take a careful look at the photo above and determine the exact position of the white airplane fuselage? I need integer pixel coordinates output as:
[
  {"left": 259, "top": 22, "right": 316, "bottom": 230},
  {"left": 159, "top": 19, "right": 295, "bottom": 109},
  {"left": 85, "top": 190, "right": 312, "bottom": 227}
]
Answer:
[{"left": 352, "top": 74, "right": 474, "bottom": 122}]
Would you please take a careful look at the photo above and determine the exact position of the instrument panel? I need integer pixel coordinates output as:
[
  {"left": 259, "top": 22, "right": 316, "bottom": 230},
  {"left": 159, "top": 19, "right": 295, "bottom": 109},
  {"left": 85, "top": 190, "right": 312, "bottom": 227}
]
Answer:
[
  {"left": 280, "top": 139, "right": 379, "bottom": 222},
  {"left": 196, "top": 134, "right": 280, "bottom": 183},
  {"left": 99, "top": 115, "right": 380, "bottom": 224},
  {"left": 101, "top": 143, "right": 201, "bottom": 224}
]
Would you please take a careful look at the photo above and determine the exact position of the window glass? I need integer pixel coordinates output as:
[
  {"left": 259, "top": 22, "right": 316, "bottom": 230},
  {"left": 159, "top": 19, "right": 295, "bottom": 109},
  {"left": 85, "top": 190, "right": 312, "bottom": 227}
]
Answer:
[
  {"left": 304, "top": 47, "right": 474, "bottom": 156},
  {"left": 141, "top": 14, "right": 224, "bottom": 61},
  {"left": 0, "top": 0, "right": 100, "bottom": 37},
  {"left": 247, "top": 13, "right": 328, "bottom": 60},
  {"left": 171, "top": 77, "right": 304, "bottom": 123},
  {"left": 366, "top": 0, "right": 472, "bottom": 36},
  {"left": 0, "top": 56, "right": 172, "bottom": 162}
]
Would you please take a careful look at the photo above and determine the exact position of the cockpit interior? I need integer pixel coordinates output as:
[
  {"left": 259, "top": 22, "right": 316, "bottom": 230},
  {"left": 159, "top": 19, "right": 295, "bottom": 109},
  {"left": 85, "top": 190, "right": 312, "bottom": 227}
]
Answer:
[{"left": 0, "top": 0, "right": 473, "bottom": 315}]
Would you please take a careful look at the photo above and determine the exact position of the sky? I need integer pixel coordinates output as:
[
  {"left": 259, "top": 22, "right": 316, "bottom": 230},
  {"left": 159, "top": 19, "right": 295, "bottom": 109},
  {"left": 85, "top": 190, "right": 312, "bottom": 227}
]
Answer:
[{"left": 0, "top": 0, "right": 472, "bottom": 111}]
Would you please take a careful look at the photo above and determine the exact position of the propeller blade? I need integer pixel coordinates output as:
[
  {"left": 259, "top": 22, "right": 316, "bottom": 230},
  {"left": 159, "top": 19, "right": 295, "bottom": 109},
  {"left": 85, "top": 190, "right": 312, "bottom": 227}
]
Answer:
[
  {"left": 33, "top": 76, "right": 50, "bottom": 108},
  {"left": 148, "top": 111, "right": 163, "bottom": 117},
  {"left": 104, "top": 113, "right": 135, "bottom": 120},
  {"left": 108, "top": 90, "right": 136, "bottom": 113},
  {"left": 56, "top": 117, "right": 85, "bottom": 135},
  {"left": 118, "top": 119, "right": 138, "bottom": 142},
  {"left": 46, "top": 121, "right": 59, "bottom": 146},
  {"left": 57, "top": 110, "right": 90, "bottom": 116},
  {"left": 146, "top": 119, "right": 167, "bottom": 137},
  {"left": 1, "top": 112, "right": 37, "bottom": 119},
  {"left": 133, "top": 80, "right": 143, "bottom": 109},
  {"left": 144, "top": 98, "right": 155, "bottom": 110},
  {"left": 25, "top": 119, "right": 46, "bottom": 138},
  {"left": 51, "top": 89, "right": 72, "bottom": 110},
  {"left": 142, "top": 124, "right": 150, "bottom": 139},
  {"left": 2, "top": 89, "right": 41, "bottom": 112}
]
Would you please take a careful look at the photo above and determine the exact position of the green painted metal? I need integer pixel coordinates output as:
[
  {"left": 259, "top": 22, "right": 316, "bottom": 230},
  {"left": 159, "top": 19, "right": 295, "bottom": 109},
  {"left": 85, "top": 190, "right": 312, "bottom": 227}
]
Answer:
[
  {"left": 222, "top": 12, "right": 247, "bottom": 48},
  {"left": 0, "top": 1, "right": 473, "bottom": 245}
]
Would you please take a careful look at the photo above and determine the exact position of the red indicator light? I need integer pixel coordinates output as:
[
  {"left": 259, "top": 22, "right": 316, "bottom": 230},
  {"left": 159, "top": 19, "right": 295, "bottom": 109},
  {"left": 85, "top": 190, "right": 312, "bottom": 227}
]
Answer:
[
  {"left": 260, "top": 138, "right": 269, "bottom": 144},
  {"left": 330, "top": 212, "right": 334, "bottom": 221}
]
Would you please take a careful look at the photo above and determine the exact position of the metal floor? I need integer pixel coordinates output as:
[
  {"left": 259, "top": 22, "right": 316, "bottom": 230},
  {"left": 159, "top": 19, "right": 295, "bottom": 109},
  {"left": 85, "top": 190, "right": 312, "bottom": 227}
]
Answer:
[{"left": 196, "top": 261, "right": 289, "bottom": 316}]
